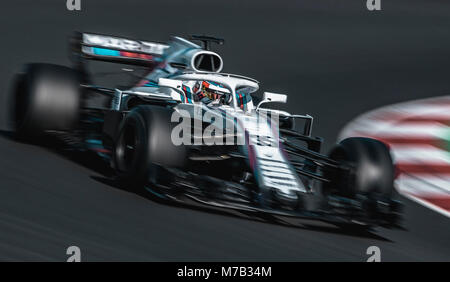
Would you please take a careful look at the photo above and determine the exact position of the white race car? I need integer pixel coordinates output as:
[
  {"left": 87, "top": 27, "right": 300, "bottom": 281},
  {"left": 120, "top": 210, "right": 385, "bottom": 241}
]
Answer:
[{"left": 11, "top": 32, "right": 402, "bottom": 230}]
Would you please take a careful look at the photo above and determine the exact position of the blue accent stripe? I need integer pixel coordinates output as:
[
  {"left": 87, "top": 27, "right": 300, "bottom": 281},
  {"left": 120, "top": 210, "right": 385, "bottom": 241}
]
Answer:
[
  {"left": 183, "top": 86, "right": 193, "bottom": 104},
  {"left": 93, "top": 47, "right": 120, "bottom": 56},
  {"left": 87, "top": 117, "right": 104, "bottom": 122},
  {"left": 144, "top": 81, "right": 159, "bottom": 87},
  {"left": 208, "top": 81, "right": 224, "bottom": 88},
  {"left": 86, "top": 139, "right": 103, "bottom": 145}
]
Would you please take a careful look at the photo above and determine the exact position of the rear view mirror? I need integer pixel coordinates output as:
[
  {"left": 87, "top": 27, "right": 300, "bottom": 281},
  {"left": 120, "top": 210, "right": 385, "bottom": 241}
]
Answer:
[
  {"left": 158, "top": 78, "right": 183, "bottom": 90},
  {"left": 158, "top": 78, "right": 184, "bottom": 102},
  {"left": 256, "top": 92, "right": 288, "bottom": 110},
  {"left": 262, "top": 92, "right": 287, "bottom": 104}
]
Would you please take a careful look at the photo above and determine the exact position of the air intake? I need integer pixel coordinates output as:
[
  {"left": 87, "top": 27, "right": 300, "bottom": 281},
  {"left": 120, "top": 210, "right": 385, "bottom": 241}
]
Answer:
[{"left": 191, "top": 51, "right": 223, "bottom": 73}]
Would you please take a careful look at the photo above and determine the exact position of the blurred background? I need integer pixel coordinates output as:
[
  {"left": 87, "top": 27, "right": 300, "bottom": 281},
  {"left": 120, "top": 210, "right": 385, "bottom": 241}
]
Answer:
[{"left": 0, "top": 0, "right": 449, "bottom": 261}]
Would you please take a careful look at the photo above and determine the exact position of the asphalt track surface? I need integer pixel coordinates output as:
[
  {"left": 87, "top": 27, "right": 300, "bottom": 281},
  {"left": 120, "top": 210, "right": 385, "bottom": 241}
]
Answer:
[{"left": 0, "top": 0, "right": 449, "bottom": 261}]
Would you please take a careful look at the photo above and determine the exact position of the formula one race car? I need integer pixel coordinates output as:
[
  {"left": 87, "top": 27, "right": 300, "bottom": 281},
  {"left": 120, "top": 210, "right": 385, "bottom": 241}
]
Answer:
[{"left": 10, "top": 32, "right": 402, "bottom": 229}]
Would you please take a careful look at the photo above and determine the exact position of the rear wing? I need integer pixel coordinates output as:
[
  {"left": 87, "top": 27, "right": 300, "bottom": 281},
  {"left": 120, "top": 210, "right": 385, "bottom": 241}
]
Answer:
[{"left": 70, "top": 32, "right": 169, "bottom": 67}]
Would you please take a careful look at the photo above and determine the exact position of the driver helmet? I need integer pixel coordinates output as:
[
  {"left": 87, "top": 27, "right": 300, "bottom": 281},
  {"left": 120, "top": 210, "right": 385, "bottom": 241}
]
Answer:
[{"left": 200, "top": 81, "right": 231, "bottom": 103}]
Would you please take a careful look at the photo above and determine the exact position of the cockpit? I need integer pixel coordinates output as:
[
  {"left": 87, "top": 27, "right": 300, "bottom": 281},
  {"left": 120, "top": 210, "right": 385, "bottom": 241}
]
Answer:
[{"left": 171, "top": 72, "right": 259, "bottom": 112}]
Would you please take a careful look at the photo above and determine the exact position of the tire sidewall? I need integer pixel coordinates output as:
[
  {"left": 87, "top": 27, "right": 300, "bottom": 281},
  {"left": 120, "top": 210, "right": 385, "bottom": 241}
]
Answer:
[{"left": 114, "top": 109, "right": 152, "bottom": 186}]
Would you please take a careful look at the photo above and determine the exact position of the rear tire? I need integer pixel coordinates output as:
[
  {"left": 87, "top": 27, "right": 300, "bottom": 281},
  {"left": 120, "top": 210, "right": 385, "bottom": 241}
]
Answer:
[{"left": 12, "top": 64, "right": 81, "bottom": 141}]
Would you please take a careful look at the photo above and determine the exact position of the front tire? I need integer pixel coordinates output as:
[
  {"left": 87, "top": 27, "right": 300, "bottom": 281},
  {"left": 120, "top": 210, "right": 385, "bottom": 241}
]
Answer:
[
  {"left": 113, "top": 105, "right": 186, "bottom": 188},
  {"left": 324, "top": 137, "right": 395, "bottom": 200}
]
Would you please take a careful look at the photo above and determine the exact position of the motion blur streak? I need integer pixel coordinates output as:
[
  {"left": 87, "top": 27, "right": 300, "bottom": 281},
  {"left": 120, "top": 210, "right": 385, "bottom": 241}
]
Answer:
[
  {"left": 0, "top": 0, "right": 449, "bottom": 261},
  {"left": 340, "top": 96, "right": 450, "bottom": 217}
]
